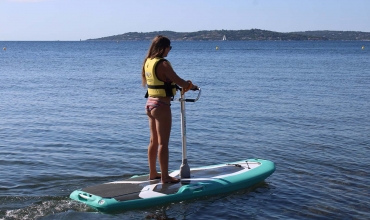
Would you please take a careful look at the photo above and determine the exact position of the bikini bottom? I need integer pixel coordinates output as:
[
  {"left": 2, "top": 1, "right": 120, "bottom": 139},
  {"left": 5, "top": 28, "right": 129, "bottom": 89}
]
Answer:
[{"left": 145, "top": 98, "right": 171, "bottom": 112}]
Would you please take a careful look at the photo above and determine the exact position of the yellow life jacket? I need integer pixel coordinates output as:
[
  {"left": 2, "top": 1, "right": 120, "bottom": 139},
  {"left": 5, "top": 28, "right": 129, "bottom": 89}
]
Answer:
[{"left": 144, "top": 57, "right": 177, "bottom": 98}]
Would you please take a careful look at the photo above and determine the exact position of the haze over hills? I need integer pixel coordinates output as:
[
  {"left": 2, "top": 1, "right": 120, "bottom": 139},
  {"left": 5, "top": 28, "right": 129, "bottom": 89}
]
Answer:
[{"left": 87, "top": 29, "right": 370, "bottom": 41}]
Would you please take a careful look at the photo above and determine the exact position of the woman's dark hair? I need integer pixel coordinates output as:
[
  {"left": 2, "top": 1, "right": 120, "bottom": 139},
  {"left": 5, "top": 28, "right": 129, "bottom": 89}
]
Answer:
[{"left": 141, "top": 36, "right": 171, "bottom": 87}]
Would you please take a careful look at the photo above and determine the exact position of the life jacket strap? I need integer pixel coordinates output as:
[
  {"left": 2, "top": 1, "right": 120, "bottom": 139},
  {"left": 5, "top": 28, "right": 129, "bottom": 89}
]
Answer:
[{"left": 145, "top": 84, "right": 177, "bottom": 98}]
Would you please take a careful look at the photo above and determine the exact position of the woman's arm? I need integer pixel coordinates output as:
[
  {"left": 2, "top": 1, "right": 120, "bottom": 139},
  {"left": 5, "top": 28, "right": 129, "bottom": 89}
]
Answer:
[{"left": 157, "top": 61, "right": 197, "bottom": 89}]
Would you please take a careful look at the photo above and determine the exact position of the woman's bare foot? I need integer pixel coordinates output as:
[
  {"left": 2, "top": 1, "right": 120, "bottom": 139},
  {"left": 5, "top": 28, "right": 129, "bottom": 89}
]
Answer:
[
  {"left": 161, "top": 176, "right": 180, "bottom": 184},
  {"left": 149, "top": 173, "right": 161, "bottom": 180}
]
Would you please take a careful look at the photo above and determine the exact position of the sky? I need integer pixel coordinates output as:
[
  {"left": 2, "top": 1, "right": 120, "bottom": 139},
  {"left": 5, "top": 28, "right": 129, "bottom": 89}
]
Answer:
[{"left": 1, "top": 0, "right": 369, "bottom": 41}]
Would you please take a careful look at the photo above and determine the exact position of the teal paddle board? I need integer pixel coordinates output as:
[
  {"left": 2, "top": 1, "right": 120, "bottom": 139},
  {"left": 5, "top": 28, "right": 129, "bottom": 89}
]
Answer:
[{"left": 70, "top": 159, "right": 275, "bottom": 212}]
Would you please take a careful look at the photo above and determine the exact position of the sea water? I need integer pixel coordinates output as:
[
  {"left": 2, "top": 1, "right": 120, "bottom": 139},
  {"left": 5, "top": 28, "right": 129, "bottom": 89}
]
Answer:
[{"left": 0, "top": 41, "right": 369, "bottom": 219}]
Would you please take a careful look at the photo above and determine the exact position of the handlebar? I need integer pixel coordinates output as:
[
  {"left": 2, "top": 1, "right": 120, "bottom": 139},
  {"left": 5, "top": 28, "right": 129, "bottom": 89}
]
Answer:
[{"left": 179, "top": 87, "right": 201, "bottom": 102}]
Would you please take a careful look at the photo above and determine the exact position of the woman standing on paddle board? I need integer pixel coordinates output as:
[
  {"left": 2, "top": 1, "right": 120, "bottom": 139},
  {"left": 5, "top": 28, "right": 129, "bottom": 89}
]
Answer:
[{"left": 142, "top": 36, "right": 198, "bottom": 183}]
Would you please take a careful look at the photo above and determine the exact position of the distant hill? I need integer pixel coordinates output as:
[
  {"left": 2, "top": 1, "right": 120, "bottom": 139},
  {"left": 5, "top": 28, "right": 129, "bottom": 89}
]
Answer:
[
  {"left": 291, "top": 30, "right": 370, "bottom": 41},
  {"left": 87, "top": 29, "right": 370, "bottom": 41}
]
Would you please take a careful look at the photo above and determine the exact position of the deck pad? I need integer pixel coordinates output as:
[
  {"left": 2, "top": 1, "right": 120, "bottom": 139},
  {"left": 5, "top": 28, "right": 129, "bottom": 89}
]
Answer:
[{"left": 81, "top": 162, "right": 253, "bottom": 199}]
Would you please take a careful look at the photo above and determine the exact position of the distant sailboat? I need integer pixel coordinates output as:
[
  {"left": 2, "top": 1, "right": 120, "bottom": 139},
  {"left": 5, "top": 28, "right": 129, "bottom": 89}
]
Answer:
[{"left": 222, "top": 35, "right": 227, "bottom": 41}]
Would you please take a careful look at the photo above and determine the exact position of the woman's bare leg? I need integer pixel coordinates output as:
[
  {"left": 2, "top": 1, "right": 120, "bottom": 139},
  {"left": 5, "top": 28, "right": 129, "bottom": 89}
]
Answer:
[
  {"left": 147, "top": 111, "right": 161, "bottom": 180},
  {"left": 151, "top": 105, "right": 180, "bottom": 183}
]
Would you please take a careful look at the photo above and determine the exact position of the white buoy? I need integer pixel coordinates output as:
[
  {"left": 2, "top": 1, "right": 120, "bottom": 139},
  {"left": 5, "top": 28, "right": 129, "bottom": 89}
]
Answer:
[
  {"left": 362, "top": 46, "right": 365, "bottom": 50},
  {"left": 216, "top": 46, "right": 219, "bottom": 50}
]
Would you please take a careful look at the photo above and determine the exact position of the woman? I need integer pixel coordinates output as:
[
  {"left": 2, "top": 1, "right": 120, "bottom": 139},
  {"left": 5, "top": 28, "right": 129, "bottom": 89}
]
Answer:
[{"left": 142, "top": 36, "right": 197, "bottom": 183}]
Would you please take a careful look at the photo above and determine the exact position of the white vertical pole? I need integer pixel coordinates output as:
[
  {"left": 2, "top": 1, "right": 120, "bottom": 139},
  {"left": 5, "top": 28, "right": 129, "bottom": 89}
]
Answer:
[{"left": 180, "top": 90, "right": 190, "bottom": 178}]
